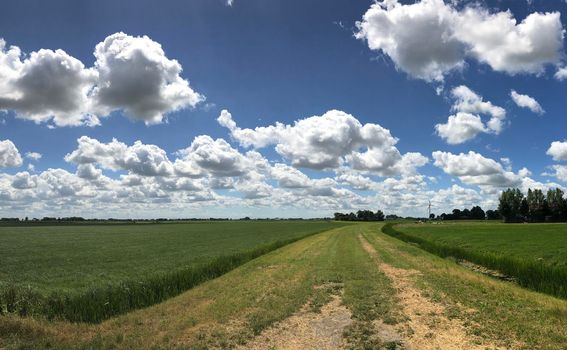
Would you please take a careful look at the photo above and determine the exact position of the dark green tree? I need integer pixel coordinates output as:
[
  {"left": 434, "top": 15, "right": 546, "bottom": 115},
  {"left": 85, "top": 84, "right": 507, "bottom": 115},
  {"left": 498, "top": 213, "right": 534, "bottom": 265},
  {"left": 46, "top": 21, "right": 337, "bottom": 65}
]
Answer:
[
  {"left": 498, "top": 188, "right": 524, "bottom": 223},
  {"left": 485, "top": 209, "right": 501, "bottom": 220},
  {"left": 546, "top": 188, "right": 566, "bottom": 221},
  {"left": 452, "top": 209, "right": 462, "bottom": 220},
  {"left": 356, "top": 210, "right": 374, "bottom": 221},
  {"left": 470, "top": 206, "right": 485, "bottom": 220},
  {"left": 526, "top": 189, "right": 546, "bottom": 222},
  {"left": 520, "top": 198, "right": 529, "bottom": 221}
]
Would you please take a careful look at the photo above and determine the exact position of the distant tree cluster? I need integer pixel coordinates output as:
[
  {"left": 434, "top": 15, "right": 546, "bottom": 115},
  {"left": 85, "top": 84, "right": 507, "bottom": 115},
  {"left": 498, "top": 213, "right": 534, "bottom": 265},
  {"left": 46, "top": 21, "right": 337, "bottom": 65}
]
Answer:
[
  {"left": 0, "top": 216, "right": 334, "bottom": 225},
  {"left": 334, "top": 210, "right": 385, "bottom": 221},
  {"left": 0, "top": 217, "right": 80, "bottom": 222},
  {"left": 498, "top": 188, "right": 567, "bottom": 223},
  {"left": 437, "top": 206, "right": 497, "bottom": 220}
]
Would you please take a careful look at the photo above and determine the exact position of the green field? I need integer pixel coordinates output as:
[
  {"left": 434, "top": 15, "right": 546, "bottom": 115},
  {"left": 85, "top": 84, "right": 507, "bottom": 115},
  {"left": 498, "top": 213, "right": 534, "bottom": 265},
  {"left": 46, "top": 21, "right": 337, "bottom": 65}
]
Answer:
[
  {"left": 0, "top": 220, "right": 344, "bottom": 321},
  {"left": 1, "top": 223, "right": 566, "bottom": 350},
  {"left": 387, "top": 221, "right": 567, "bottom": 298},
  {"left": 396, "top": 221, "right": 567, "bottom": 266}
]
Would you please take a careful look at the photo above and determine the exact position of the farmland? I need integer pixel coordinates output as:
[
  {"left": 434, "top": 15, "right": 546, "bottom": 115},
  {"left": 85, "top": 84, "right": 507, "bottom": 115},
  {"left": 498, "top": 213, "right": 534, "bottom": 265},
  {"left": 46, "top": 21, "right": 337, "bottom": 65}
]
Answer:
[
  {"left": 0, "top": 220, "right": 344, "bottom": 322},
  {"left": 393, "top": 221, "right": 567, "bottom": 266},
  {"left": 386, "top": 221, "right": 567, "bottom": 299},
  {"left": 1, "top": 222, "right": 566, "bottom": 350}
]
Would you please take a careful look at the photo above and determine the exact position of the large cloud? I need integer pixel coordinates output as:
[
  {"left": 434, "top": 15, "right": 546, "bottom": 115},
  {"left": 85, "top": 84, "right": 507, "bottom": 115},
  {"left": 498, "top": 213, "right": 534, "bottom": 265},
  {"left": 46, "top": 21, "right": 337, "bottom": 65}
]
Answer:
[
  {"left": 355, "top": 0, "right": 464, "bottom": 81},
  {"left": 0, "top": 131, "right": 430, "bottom": 217},
  {"left": 0, "top": 139, "right": 22, "bottom": 167},
  {"left": 176, "top": 135, "right": 269, "bottom": 178},
  {"left": 0, "top": 41, "right": 98, "bottom": 126},
  {"left": 91, "top": 32, "right": 204, "bottom": 124},
  {"left": 270, "top": 163, "right": 313, "bottom": 188},
  {"left": 0, "top": 33, "right": 204, "bottom": 127},
  {"left": 218, "top": 109, "right": 427, "bottom": 175},
  {"left": 356, "top": 0, "right": 564, "bottom": 81},
  {"left": 435, "top": 85, "right": 506, "bottom": 144},
  {"left": 0, "top": 137, "right": 525, "bottom": 218},
  {"left": 432, "top": 150, "right": 528, "bottom": 188},
  {"left": 65, "top": 136, "right": 173, "bottom": 176}
]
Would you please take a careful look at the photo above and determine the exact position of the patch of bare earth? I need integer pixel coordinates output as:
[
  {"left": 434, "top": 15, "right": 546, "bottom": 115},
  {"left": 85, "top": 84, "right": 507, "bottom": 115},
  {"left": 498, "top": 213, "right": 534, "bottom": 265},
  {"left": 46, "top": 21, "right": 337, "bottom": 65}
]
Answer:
[
  {"left": 358, "top": 234, "right": 505, "bottom": 350},
  {"left": 236, "top": 294, "right": 352, "bottom": 350}
]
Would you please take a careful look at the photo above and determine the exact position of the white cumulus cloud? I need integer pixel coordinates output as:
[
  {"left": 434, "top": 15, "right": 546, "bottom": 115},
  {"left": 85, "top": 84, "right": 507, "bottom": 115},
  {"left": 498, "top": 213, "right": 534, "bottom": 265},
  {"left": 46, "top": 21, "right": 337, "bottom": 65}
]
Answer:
[
  {"left": 218, "top": 109, "right": 427, "bottom": 175},
  {"left": 11, "top": 171, "right": 38, "bottom": 189},
  {"left": 356, "top": 0, "right": 564, "bottom": 81},
  {"left": 65, "top": 136, "right": 174, "bottom": 176},
  {"left": 176, "top": 135, "right": 267, "bottom": 178},
  {"left": 555, "top": 66, "right": 567, "bottom": 80},
  {"left": 510, "top": 90, "right": 544, "bottom": 114},
  {"left": 435, "top": 112, "right": 486, "bottom": 145},
  {"left": 547, "top": 141, "right": 567, "bottom": 161},
  {"left": 91, "top": 32, "right": 204, "bottom": 124},
  {"left": 435, "top": 85, "right": 506, "bottom": 144},
  {"left": 432, "top": 150, "right": 526, "bottom": 188},
  {"left": 0, "top": 139, "right": 22, "bottom": 167},
  {"left": 0, "top": 40, "right": 98, "bottom": 126},
  {"left": 25, "top": 152, "right": 42, "bottom": 161},
  {"left": 0, "top": 33, "right": 204, "bottom": 127},
  {"left": 545, "top": 165, "right": 567, "bottom": 182}
]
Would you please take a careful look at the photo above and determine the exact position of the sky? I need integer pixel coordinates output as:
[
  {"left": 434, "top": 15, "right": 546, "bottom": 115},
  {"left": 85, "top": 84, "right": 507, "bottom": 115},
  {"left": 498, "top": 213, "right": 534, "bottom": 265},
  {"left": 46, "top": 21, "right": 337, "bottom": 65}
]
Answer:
[{"left": 1, "top": 0, "right": 567, "bottom": 219}]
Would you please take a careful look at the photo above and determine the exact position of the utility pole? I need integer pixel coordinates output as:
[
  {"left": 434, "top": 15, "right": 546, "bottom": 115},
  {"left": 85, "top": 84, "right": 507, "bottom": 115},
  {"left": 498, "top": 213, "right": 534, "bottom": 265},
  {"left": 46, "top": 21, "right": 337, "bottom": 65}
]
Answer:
[{"left": 428, "top": 200, "right": 432, "bottom": 220}]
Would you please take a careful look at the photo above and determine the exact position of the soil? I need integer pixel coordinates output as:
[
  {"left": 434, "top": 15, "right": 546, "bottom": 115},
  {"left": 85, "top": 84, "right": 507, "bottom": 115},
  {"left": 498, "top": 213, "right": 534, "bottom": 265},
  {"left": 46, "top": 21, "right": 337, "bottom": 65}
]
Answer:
[
  {"left": 358, "top": 234, "right": 506, "bottom": 350},
  {"left": 236, "top": 294, "right": 353, "bottom": 350}
]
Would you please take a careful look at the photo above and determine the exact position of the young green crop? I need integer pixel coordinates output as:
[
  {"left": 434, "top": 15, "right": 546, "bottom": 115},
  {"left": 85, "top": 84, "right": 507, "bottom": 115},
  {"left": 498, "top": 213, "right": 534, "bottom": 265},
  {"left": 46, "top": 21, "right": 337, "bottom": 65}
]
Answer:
[
  {"left": 0, "top": 221, "right": 344, "bottom": 322},
  {"left": 383, "top": 222, "right": 567, "bottom": 299}
]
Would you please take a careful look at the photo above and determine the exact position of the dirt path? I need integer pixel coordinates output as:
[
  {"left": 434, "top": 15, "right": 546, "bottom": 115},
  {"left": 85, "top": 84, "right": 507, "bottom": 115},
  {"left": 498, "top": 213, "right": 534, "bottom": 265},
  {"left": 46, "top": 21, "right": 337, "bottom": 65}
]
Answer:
[
  {"left": 236, "top": 294, "right": 352, "bottom": 350},
  {"left": 358, "top": 234, "right": 505, "bottom": 350}
]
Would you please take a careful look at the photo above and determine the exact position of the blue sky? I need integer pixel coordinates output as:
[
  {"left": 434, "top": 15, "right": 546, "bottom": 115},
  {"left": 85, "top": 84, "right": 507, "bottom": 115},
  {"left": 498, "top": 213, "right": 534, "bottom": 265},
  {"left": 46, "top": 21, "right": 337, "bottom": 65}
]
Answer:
[{"left": 1, "top": 0, "right": 567, "bottom": 218}]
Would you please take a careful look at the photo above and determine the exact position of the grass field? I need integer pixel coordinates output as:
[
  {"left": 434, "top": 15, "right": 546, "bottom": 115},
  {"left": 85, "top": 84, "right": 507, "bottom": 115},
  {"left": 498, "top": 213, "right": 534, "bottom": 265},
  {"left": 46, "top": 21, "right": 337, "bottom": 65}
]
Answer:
[
  {"left": 0, "top": 221, "right": 344, "bottom": 322},
  {"left": 1, "top": 223, "right": 566, "bottom": 350},
  {"left": 395, "top": 221, "right": 567, "bottom": 266},
  {"left": 387, "top": 221, "right": 567, "bottom": 299}
]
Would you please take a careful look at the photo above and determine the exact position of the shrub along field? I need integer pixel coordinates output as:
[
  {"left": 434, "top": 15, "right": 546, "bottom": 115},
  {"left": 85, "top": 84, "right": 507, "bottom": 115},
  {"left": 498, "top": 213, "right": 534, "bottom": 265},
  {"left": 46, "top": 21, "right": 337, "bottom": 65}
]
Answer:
[
  {"left": 385, "top": 221, "right": 567, "bottom": 299},
  {"left": 0, "top": 220, "right": 344, "bottom": 322}
]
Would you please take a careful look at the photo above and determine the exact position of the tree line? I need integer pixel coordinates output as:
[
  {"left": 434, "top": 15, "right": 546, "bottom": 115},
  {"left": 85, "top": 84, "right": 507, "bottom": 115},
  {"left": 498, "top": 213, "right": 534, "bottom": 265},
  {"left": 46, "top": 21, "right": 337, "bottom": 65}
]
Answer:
[
  {"left": 436, "top": 206, "right": 501, "bottom": 221},
  {"left": 0, "top": 217, "right": 334, "bottom": 224},
  {"left": 498, "top": 187, "right": 567, "bottom": 223},
  {"left": 334, "top": 210, "right": 385, "bottom": 221}
]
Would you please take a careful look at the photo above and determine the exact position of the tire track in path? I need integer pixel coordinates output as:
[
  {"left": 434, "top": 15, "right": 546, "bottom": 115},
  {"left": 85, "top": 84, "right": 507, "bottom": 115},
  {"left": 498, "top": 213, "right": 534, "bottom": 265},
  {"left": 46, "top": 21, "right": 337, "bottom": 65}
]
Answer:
[
  {"left": 235, "top": 294, "right": 352, "bottom": 350},
  {"left": 358, "top": 234, "right": 505, "bottom": 350}
]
